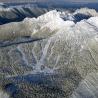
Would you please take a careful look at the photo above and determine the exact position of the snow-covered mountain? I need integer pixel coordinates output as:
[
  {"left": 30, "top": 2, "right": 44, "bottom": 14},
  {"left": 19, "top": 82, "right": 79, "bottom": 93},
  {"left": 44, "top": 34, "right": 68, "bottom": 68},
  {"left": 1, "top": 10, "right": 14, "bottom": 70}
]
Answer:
[
  {"left": 0, "top": 8, "right": 98, "bottom": 40},
  {"left": 0, "top": 5, "right": 98, "bottom": 25},
  {"left": 0, "top": 8, "right": 98, "bottom": 98}
]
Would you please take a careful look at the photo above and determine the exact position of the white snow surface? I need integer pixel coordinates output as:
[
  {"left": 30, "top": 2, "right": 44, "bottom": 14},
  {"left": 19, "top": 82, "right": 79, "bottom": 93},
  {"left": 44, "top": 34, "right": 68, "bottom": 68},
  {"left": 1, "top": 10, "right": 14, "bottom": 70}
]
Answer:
[
  {"left": 87, "top": 17, "right": 98, "bottom": 27},
  {"left": 1, "top": 8, "right": 98, "bottom": 41},
  {"left": 73, "top": 8, "right": 98, "bottom": 17},
  {"left": 24, "top": 10, "right": 75, "bottom": 36},
  {"left": 0, "top": 90, "right": 9, "bottom": 98},
  {"left": 1, "top": 8, "right": 98, "bottom": 76},
  {"left": 23, "top": 9, "right": 98, "bottom": 38}
]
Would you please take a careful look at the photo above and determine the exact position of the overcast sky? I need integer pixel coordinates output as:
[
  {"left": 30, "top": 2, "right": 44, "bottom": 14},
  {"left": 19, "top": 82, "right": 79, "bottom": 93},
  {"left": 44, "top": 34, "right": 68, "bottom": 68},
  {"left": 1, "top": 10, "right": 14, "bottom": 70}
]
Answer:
[{"left": 0, "top": 0, "right": 98, "bottom": 3}]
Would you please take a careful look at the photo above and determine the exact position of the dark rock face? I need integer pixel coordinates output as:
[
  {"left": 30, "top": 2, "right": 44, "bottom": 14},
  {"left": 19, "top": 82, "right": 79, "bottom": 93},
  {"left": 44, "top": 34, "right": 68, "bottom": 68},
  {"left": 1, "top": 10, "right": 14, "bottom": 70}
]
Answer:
[{"left": 0, "top": 8, "right": 98, "bottom": 98}]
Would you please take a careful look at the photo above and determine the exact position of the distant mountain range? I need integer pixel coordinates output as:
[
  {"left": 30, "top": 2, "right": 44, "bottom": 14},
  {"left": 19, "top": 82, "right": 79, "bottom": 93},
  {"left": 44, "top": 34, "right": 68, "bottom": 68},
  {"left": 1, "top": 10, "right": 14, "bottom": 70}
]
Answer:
[
  {"left": 0, "top": 0, "right": 98, "bottom": 10},
  {"left": 0, "top": 0, "right": 47, "bottom": 3},
  {"left": 0, "top": 0, "right": 98, "bottom": 3},
  {"left": 4, "top": 2, "right": 98, "bottom": 11}
]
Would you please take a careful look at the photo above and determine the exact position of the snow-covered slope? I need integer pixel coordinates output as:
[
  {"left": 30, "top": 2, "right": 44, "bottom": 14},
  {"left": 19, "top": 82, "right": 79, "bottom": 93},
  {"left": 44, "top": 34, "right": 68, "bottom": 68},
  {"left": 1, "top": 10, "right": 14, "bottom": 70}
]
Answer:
[
  {"left": 0, "top": 10, "right": 75, "bottom": 40},
  {"left": 0, "top": 3, "right": 8, "bottom": 8},
  {"left": 0, "top": 9, "right": 98, "bottom": 41},
  {"left": 0, "top": 9, "right": 98, "bottom": 98},
  {"left": 0, "top": 6, "right": 98, "bottom": 25},
  {"left": 0, "top": 90, "right": 9, "bottom": 98},
  {"left": 0, "top": 6, "right": 49, "bottom": 24}
]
